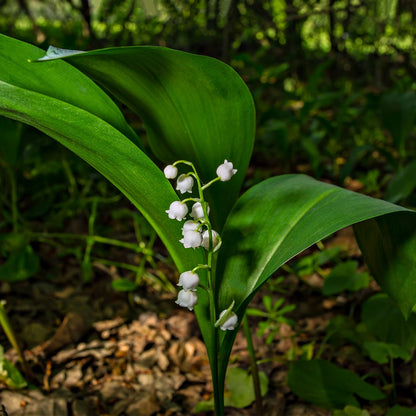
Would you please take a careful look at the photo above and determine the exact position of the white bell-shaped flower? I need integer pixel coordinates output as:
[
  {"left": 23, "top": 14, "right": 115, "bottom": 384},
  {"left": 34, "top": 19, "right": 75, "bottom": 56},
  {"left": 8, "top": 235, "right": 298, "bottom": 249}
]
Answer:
[
  {"left": 180, "top": 230, "right": 202, "bottom": 248},
  {"left": 182, "top": 220, "right": 199, "bottom": 235},
  {"left": 218, "top": 310, "right": 238, "bottom": 330},
  {"left": 176, "top": 174, "right": 194, "bottom": 194},
  {"left": 163, "top": 164, "right": 178, "bottom": 179},
  {"left": 201, "top": 229, "right": 220, "bottom": 250},
  {"left": 216, "top": 160, "right": 237, "bottom": 182},
  {"left": 166, "top": 201, "right": 188, "bottom": 221},
  {"left": 191, "top": 202, "right": 209, "bottom": 219},
  {"left": 176, "top": 289, "right": 198, "bottom": 311},
  {"left": 178, "top": 271, "right": 200, "bottom": 290}
]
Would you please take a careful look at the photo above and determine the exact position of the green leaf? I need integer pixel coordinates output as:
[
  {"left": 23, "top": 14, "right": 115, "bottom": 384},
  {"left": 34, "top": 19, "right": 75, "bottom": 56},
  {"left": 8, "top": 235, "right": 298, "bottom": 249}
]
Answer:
[
  {"left": 0, "top": 117, "right": 22, "bottom": 166},
  {"left": 380, "top": 90, "right": 416, "bottom": 156},
  {"left": 333, "top": 405, "right": 370, "bottom": 416},
  {"left": 37, "top": 45, "right": 255, "bottom": 230},
  {"left": 0, "top": 345, "right": 27, "bottom": 389},
  {"left": 111, "top": 278, "right": 138, "bottom": 292},
  {"left": 287, "top": 359, "right": 385, "bottom": 409},
  {"left": 0, "top": 244, "right": 39, "bottom": 282},
  {"left": 363, "top": 341, "right": 412, "bottom": 364},
  {"left": 322, "top": 260, "right": 371, "bottom": 296},
  {"left": 215, "top": 174, "right": 414, "bottom": 386},
  {"left": 361, "top": 294, "right": 416, "bottom": 350},
  {"left": 0, "top": 34, "right": 139, "bottom": 147},
  {"left": 385, "top": 160, "right": 416, "bottom": 203},
  {"left": 354, "top": 213, "right": 416, "bottom": 317},
  {"left": 387, "top": 405, "right": 416, "bottom": 416},
  {"left": 224, "top": 367, "right": 268, "bottom": 408}
]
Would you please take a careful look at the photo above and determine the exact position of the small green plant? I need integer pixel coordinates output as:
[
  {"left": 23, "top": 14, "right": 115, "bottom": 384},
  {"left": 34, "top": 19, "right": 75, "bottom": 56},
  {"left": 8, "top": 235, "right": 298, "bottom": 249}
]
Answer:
[{"left": 246, "top": 295, "right": 295, "bottom": 345}]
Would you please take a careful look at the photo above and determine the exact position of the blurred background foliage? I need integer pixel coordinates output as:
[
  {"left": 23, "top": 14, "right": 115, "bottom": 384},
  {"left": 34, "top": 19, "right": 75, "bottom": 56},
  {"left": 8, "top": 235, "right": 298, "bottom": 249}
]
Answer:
[
  {"left": 2, "top": 0, "right": 416, "bottom": 188},
  {"left": 2, "top": 0, "right": 416, "bottom": 288}
]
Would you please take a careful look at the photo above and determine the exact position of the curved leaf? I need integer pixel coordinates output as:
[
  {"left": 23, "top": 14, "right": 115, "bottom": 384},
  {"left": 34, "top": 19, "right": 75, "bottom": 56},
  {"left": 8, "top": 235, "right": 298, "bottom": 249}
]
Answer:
[
  {"left": 38, "top": 45, "right": 256, "bottom": 230},
  {"left": 215, "top": 174, "right": 415, "bottom": 385},
  {"left": 0, "top": 34, "right": 139, "bottom": 147},
  {"left": 0, "top": 80, "right": 203, "bottom": 275}
]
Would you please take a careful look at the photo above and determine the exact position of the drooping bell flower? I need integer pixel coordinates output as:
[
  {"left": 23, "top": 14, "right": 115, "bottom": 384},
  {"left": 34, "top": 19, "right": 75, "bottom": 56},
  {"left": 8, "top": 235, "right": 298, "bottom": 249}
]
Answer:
[
  {"left": 218, "top": 310, "right": 238, "bottom": 330},
  {"left": 176, "top": 289, "right": 198, "bottom": 311},
  {"left": 216, "top": 160, "right": 237, "bottom": 182},
  {"left": 191, "top": 202, "right": 209, "bottom": 220},
  {"left": 201, "top": 229, "right": 220, "bottom": 250},
  {"left": 178, "top": 271, "right": 200, "bottom": 290},
  {"left": 164, "top": 164, "right": 178, "bottom": 179},
  {"left": 180, "top": 230, "right": 202, "bottom": 248},
  {"left": 166, "top": 201, "right": 188, "bottom": 221},
  {"left": 176, "top": 174, "right": 194, "bottom": 194}
]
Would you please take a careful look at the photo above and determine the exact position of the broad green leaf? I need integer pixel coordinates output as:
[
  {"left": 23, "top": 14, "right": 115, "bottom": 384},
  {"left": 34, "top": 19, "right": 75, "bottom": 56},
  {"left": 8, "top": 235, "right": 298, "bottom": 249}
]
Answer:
[
  {"left": 217, "top": 175, "right": 413, "bottom": 314},
  {"left": 215, "top": 174, "right": 415, "bottom": 385},
  {"left": 37, "top": 45, "right": 255, "bottom": 230},
  {"left": 361, "top": 294, "right": 416, "bottom": 350},
  {"left": 0, "top": 80, "right": 204, "bottom": 275},
  {"left": 287, "top": 359, "right": 385, "bottom": 409},
  {"left": 0, "top": 34, "right": 139, "bottom": 147}
]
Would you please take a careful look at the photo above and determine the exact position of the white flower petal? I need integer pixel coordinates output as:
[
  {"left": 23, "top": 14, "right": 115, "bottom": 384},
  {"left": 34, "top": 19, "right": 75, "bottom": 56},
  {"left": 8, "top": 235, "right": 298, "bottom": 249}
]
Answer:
[
  {"left": 176, "top": 289, "right": 198, "bottom": 311},
  {"left": 178, "top": 271, "right": 200, "bottom": 290},
  {"left": 163, "top": 164, "right": 178, "bottom": 179},
  {"left": 218, "top": 310, "right": 238, "bottom": 330},
  {"left": 166, "top": 201, "right": 188, "bottom": 221},
  {"left": 176, "top": 174, "right": 194, "bottom": 194},
  {"left": 216, "top": 159, "right": 237, "bottom": 182}
]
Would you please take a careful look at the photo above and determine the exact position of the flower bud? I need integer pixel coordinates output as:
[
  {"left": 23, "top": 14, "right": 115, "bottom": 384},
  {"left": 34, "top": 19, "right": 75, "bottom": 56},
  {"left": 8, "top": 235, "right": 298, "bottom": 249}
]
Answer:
[
  {"left": 176, "top": 289, "right": 198, "bottom": 311},
  {"left": 201, "top": 229, "right": 220, "bottom": 250},
  {"left": 216, "top": 160, "right": 237, "bottom": 181},
  {"left": 180, "top": 230, "right": 202, "bottom": 248},
  {"left": 191, "top": 202, "right": 209, "bottom": 220},
  {"left": 178, "top": 271, "right": 200, "bottom": 290},
  {"left": 166, "top": 201, "right": 188, "bottom": 221},
  {"left": 182, "top": 220, "right": 199, "bottom": 235},
  {"left": 164, "top": 164, "right": 178, "bottom": 179},
  {"left": 218, "top": 310, "right": 238, "bottom": 330},
  {"left": 176, "top": 174, "right": 194, "bottom": 194}
]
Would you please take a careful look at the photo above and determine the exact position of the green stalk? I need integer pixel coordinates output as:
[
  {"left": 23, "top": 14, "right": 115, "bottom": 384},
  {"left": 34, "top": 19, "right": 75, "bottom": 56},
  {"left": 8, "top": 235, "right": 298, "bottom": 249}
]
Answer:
[
  {"left": 189, "top": 161, "right": 223, "bottom": 416},
  {"left": 243, "top": 316, "right": 263, "bottom": 415},
  {"left": 0, "top": 301, "right": 30, "bottom": 379}
]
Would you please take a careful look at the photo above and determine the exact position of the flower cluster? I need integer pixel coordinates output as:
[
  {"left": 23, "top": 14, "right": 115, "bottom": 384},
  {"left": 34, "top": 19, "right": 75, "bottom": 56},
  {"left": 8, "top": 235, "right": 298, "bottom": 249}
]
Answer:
[{"left": 164, "top": 159, "right": 239, "bottom": 330}]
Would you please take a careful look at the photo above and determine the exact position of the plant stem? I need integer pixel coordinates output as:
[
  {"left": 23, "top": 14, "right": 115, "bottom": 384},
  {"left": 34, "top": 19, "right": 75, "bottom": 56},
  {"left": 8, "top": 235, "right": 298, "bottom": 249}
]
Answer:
[
  {"left": 0, "top": 301, "right": 31, "bottom": 379},
  {"left": 243, "top": 316, "right": 263, "bottom": 416}
]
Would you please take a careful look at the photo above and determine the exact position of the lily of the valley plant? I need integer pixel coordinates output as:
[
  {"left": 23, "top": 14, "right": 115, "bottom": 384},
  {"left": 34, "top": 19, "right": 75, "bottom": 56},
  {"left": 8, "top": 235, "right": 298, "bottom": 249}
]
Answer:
[{"left": 0, "top": 35, "right": 416, "bottom": 415}]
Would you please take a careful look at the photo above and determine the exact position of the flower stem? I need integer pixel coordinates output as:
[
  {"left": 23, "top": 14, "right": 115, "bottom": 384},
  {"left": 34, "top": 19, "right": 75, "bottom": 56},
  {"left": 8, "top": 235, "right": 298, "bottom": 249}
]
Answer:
[{"left": 243, "top": 316, "right": 263, "bottom": 416}]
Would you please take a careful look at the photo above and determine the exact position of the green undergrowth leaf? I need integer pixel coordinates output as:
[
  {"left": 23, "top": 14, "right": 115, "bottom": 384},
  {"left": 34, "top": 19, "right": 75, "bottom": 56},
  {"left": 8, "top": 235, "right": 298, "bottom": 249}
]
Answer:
[
  {"left": 0, "top": 244, "right": 39, "bottom": 282},
  {"left": 333, "top": 406, "right": 370, "bottom": 416},
  {"left": 363, "top": 341, "right": 412, "bottom": 364},
  {"left": 361, "top": 294, "right": 416, "bottom": 350},
  {"left": 287, "top": 359, "right": 385, "bottom": 409},
  {"left": 387, "top": 405, "right": 416, "bottom": 416},
  {"left": 322, "top": 260, "right": 371, "bottom": 296},
  {"left": 224, "top": 367, "right": 268, "bottom": 408},
  {"left": 0, "top": 345, "right": 27, "bottom": 389},
  {"left": 385, "top": 160, "right": 416, "bottom": 203}
]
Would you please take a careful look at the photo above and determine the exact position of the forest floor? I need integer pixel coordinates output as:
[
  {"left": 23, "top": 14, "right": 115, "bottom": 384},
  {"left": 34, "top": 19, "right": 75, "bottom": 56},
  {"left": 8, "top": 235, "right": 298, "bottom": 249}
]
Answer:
[{"left": 0, "top": 225, "right": 413, "bottom": 416}]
